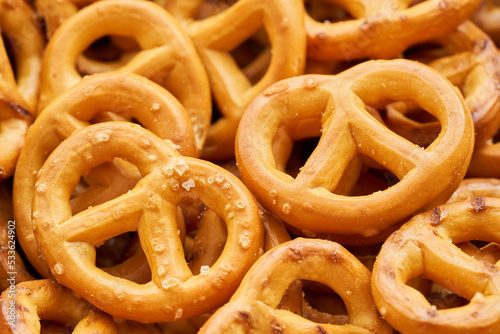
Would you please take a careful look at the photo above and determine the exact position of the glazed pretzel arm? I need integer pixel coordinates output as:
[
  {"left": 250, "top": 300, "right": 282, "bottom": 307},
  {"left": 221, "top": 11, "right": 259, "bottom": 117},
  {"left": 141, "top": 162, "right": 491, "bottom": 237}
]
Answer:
[
  {"left": 138, "top": 199, "right": 192, "bottom": 287},
  {"left": 349, "top": 106, "right": 425, "bottom": 179},
  {"left": 293, "top": 114, "right": 357, "bottom": 192},
  {"left": 56, "top": 191, "right": 148, "bottom": 247}
]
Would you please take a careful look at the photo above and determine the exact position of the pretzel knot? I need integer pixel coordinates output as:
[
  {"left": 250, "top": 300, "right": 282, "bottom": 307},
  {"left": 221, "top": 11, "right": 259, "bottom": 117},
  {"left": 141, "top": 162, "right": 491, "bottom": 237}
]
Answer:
[
  {"left": 199, "top": 238, "right": 391, "bottom": 333},
  {"left": 31, "top": 122, "right": 264, "bottom": 323},
  {"left": 372, "top": 197, "right": 500, "bottom": 333},
  {"left": 14, "top": 72, "right": 196, "bottom": 278},
  {"left": 305, "top": 0, "right": 482, "bottom": 60},
  {"left": 236, "top": 59, "right": 474, "bottom": 238},
  {"left": 38, "top": 0, "right": 211, "bottom": 153}
]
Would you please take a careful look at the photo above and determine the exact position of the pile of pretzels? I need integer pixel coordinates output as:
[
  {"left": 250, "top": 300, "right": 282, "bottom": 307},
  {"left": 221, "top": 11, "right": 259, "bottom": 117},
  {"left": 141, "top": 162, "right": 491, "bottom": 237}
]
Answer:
[{"left": 1, "top": 0, "right": 500, "bottom": 333}]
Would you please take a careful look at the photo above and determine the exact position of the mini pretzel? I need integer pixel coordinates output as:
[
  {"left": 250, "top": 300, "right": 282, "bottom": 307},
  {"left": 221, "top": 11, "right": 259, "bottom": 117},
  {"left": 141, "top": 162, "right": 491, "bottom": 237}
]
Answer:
[
  {"left": 372, "top": 197, "right": 500, "bottom": 333},
  {"left": 305, "top": 0, "right": 482, "bottom": 61},
  {"left": 447, "top": 178, "right": 500, "bottom": 203},
  {"left": 0, "top": 0, "right": 44, "bottom": 179},
  {"left": 0, "top": 279, "right": 158, "bottom": 333},
  {"left": 180, "top": 0, "right": 306, "bottom": 160},
  {"left": 199, "top": 238, "right": 392, "bottom": 333},
  {"left": 38, "top": 0, "right": 211, "bottom": 153},
  {"left": 31, "top": 122, "right": 264, "bottom": 322},
  {"left": 236, "top": 59, "right": 474, "bottom": 238},
  {"left": 35, "top": 0, "right": 141, "bottom": 76},
  {"left": 14, "top": 72, "right": 196, "bottom": 278}
]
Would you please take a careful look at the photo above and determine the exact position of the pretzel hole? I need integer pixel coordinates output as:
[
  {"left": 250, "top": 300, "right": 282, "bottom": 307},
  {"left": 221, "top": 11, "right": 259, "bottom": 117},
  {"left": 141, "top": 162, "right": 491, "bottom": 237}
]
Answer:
[
  {"left": 404, "top": 273, "right": 469, "bottom": 311},
  {"left": 403, "top": 42, "right": 453, "bottom": 65},
  {"left": 95, "top": 232, "right": 138, "bottom": 269},
  {"left": 229, "top": 28, "right": 270, "bottom": 85},
  {"left": 491, "top": 129, "right": 500, "bottom": 143},
  {"left": 381, "top": 101, "right": 441, "bottom": 149},
  {"left": 426, "top": 282, "right": 470, "bottom": 310},
  {"left": 184, "top": 206, "right": 227, "bottom": 276},
  {"left": 304, "top": 0, "right": 354, "bottom": 24},
  {"left": 77, "top": 35, "right": 139, "bottom": 76},
  {"left": 300, "top": 280, "right": 349, "bottom": 325},
  {"left": 283, "top": 136, "right": 320, "bottom": 178}
]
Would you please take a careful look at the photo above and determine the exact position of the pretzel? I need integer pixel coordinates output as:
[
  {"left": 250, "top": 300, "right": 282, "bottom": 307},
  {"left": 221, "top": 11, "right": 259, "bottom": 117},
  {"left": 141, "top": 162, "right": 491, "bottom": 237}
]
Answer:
[
  {"left": 0, "top": 0, "right": 44, "bottom": 180},
  {"left": 174, "top": 0, "right": 306, "bottom": 160},
  {"left": 236, "top": 59, "right": 474, "bottom": 238},
  {"left": 385, "top": 21, "right": 500, "bottom": 151},
  {"left": 0, "top": 279, "right": 159, "bottom": 333},
  {"left": 31, "top": 122, "right": 264, "bottom": 322},
  {"left": 35, "top": 0, "right": 141, "bottom": 76},
  {"left": 14, "top": 72, "right": 196, "bottom": 278},
  {"left": 372, "top": 197, "right": 500, "bottom": 333},
  {"left": 472, "top": 0, "right": 500, "bottom": 45},
  {"left": 38, "top": 0, "right": 211, "bottom": 153},
  {"left": 199, "top": 238, "right": 392, "bottom": 333},
  {"left": 305, "top": 0, "right": 482, "bottom": 61}
]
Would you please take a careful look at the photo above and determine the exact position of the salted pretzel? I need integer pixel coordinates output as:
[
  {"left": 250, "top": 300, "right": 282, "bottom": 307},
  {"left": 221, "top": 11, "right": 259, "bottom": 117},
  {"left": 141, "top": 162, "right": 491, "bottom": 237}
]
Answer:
[
  {"left": 31, "top": 122, "right": 264, "bottom": 322},
  {"left": 472, "top": 0, "right": 500, "bottom": 45},
  {"left": 305, "top": 0, "right": 482, "bottom": 61},
  {"left": 372, "top": 197, "right": 500, "bottom": 333},
  {"left": 169, "top": 0, "right": 306, "bottom": 160},
  {"left": 0, "top": 0, "right": 44, "bottom": 180},
  {"left": 236, "top": 59, "right": 474, "bottom": 238},
  {"left": 38, "top": 0, "right": 211, "bottom": 153},
  {"left": 0, "top": 279, "right": 160, "bottom": 333},
  {"left": 14, "top": 72, "right": 196, "bottom": 278},
  {"left": 199, "top": 238, "right": 391, "bottom": 333}
]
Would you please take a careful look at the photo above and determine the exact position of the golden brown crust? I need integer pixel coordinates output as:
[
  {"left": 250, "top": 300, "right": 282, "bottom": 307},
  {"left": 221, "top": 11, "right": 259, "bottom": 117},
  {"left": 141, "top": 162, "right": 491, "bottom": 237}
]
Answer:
[
  {"left": 14, "top": 72, "right": 196, "bottom": 278},
  {"left": 181, "top": 0, "right": 307, "bottom": 160},
  {"left": 236, "top": 59, "right": 474, "bottom": 238},
  {"left": 372, "top": 197, "right": 500, "bottom": 333},
  {"left": 199, "top": 238, "right": 391, "bottom": 333},
  {"left": 38, "top": 0, "right": 211, "bottom": 153},
  {"left": 31, "top": 122, "right": 264, "bottom": 322}
]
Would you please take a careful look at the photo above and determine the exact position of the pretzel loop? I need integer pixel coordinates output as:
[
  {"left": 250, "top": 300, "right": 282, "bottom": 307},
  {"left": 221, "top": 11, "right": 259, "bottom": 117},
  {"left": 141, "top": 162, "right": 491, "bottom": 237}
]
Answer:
[
  {"left": 236, "top": 59, "right": 474, "bottom": 238},
  {"left": 32, "top": 122, "right": 264, "bottom": 322},
  {"left": 0, "top": 0, "right": 44, "bottom": 179},
  {"left": 372, "top": 197, "right": 500, "bottom": 333},
  {"left": 199, "top": 238, "right": 391, "bottom": 333},
  {"left": 14, "top": 72, "right": 196, "bottom": 278},
  {"left": 39, "top": 0, "right": 211, "bottom": 152}
]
